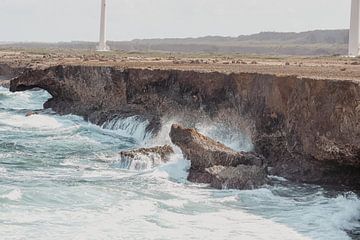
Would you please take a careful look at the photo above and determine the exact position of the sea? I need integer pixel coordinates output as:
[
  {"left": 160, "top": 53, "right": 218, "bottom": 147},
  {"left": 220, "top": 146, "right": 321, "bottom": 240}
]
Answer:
[{"left": 0, "top": 86, "right": 359, "bottom": 240}]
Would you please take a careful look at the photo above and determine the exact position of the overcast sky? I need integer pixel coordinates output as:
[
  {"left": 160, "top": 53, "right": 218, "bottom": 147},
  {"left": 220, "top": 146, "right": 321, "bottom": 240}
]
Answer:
[{"left": 0, "top": 0, "right": 351, "bottom": 42}]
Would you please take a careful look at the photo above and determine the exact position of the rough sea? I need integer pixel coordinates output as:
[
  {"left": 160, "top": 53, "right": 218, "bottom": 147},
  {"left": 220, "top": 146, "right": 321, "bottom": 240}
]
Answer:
[{"left": 0, "top": 86, "right": 359, "bottom": 240}]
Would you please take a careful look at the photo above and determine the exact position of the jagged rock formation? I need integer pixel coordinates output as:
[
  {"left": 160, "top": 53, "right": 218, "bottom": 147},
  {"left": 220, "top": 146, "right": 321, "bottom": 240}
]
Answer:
[
  {"left": 170, "top": 124, "right": 267, "bottom": 189},
  {"left": 119, "top": 145, "right": 174, "bottom": 170},
  {"left": 170, "top": 124, "right": 264, "bottom": 168},
  {"left": 9, "top": 65, "right": 360, "bottom": 189}
]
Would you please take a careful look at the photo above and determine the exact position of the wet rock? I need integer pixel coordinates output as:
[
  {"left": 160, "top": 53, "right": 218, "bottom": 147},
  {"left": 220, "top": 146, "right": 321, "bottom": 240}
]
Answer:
[
  {"left": 170, "top": 124, "right": 264, "bottom": 169},
  {"left": 170, "top": 124, "right": 267, "bottom": 189},
  {"left": 25, "top": 111, "right": 39, "bottom": 117},
  {"left": 119, "top": 145, "right": 174, "bottom": 170},
  {"left": 205, "top": 165, "right": 267, "bottom": 190}
]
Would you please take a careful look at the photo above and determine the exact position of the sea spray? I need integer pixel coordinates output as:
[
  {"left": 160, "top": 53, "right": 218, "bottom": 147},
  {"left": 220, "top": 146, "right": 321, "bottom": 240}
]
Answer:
[
  {"left": 102, "top": 116, "right": 152, "bottom": 143},
  {"left": 196, "top": 122, "right": 254, "bottom": 152}
]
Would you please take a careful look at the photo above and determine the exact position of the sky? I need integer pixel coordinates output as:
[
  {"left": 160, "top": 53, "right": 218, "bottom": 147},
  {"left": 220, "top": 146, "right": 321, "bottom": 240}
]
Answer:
[{"left": 0, "top": 0, "right": 352, "bottom": 42}]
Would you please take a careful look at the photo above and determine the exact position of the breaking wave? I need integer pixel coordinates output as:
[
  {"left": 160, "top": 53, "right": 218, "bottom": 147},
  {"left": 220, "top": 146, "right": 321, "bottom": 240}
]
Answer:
[{"left": 102, "top": 115, "right": 153, "bottom": 143}]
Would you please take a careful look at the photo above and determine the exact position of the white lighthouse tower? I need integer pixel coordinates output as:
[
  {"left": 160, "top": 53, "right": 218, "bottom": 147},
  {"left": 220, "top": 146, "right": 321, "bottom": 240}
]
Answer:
[
  {"left": 97, "top": 0, "right": 110, "bottom": 51},
  {"left": 349, "top": 0, "right": 360, "bottom": 56}
]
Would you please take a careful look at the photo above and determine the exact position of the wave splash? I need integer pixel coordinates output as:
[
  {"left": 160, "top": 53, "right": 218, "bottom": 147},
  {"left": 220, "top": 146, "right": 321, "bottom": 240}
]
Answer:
[{"left": 102, "top": 116, "right": 152, "bottom": 143}]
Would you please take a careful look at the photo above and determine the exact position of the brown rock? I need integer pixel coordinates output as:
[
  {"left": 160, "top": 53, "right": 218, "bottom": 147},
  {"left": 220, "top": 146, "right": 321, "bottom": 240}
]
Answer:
[
  {"left": 119, "top": 145, "right": 174, "bottom": 170},
  {"left": 206, "top": 165, "right": 267, "bottom": 190},
  {"left": 170, "top": 124, "right": 264, "bottom": 169},
  {"left": 25, "top": 111, "right": 38, "bottom": 117},
  {"left": 170, "top": 124, "right": 267, "bottom": 189}
]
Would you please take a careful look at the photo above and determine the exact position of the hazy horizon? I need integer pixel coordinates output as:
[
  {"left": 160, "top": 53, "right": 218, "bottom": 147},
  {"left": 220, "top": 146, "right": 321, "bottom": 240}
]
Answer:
[{"left": 0, "top": 0, "right": 351, "bottom": 42}]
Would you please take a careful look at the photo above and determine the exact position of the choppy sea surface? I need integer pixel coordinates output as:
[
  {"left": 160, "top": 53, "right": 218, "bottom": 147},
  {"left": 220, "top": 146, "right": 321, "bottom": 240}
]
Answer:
[{"left": 0, "top": 86, "right": 359, "bottom": 240}]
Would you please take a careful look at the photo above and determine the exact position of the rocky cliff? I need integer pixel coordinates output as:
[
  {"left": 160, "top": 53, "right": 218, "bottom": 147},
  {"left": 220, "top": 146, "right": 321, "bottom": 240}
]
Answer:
[
  {"left": 9, "top": 65, "right": 360, "bottom": 189},
  {"left": 0, "top": 63, "right": 24, "bottom": 87}
]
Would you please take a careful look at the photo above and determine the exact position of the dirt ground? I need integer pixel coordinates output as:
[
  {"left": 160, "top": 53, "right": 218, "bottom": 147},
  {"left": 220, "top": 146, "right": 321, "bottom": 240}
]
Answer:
[{"left": 1, "top": 49, "right": 360, "bottom": 81}]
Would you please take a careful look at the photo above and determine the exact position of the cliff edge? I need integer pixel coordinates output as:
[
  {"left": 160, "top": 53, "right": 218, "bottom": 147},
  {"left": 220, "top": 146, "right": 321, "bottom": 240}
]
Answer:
[{"left": 9, "top": 65, "right": 360, "bottom": 189}]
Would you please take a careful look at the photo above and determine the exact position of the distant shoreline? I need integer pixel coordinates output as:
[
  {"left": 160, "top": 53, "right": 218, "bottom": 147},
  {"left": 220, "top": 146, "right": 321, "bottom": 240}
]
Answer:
[{"left": 0, "top": 29, "right": 349, "bottom": 56}]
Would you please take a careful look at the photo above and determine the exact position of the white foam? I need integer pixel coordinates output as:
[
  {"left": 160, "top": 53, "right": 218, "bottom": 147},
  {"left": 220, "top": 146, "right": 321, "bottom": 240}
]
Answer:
[
  {"left": 0, "top": 87, "right": 50, "bottom": 110},
  {"left": 0, "top": 113, "right": 62, "bottom": 130},
  {"left": 116, "top": 155, "right": 154, "bottom": 171},
  {"left": 60, "top": 157, "right": 90, "bottom": 171},
  {"left": 0, "top": 167, "right": 7, "bottom": 173},
  {"left": 331, "top": 193, "right": 360, "bottom": 230},
  {"left": 268, "top": 175, "right": 288, "bottom": 182},
  {"left": 151, "top": 153, "right": 191, "bottom": 183},
  {"left": 147, "top": 118, "right": 179, "bottom": 146},
  {"left": 0, "top": 153, "right": 11, "bottom": 159},
  {"left": 1, "top": 189, "right": 22, "bottom": 201},
  {"left": 221, "top": 187, "right": 360, "bottom": 240},
  {"left": 102, "top": 116, "right": 152, "bottom": 143}
]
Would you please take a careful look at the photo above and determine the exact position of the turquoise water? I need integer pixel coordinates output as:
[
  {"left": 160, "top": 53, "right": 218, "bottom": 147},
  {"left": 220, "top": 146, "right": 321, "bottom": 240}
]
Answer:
[{"left": 0, "top": 86, "right": 359, "bottom": 240}]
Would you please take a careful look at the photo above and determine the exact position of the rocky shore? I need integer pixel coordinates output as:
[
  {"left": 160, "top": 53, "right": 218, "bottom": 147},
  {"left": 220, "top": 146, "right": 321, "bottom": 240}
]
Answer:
[
  {"left": 2, "top": 61, "right": 360, "bottom": 190},
  {"left": 170, "top": 124, "right": 267, "bottom": 189}
]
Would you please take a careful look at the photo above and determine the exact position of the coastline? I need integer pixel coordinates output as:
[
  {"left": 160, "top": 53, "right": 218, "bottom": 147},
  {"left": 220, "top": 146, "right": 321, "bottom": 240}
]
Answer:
[{"left": 1, "top": 52, "right": 358, "bottom": 190}]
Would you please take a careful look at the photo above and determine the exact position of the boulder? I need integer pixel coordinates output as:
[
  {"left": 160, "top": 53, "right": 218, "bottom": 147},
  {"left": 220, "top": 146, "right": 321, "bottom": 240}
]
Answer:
[
  {"left": 25, "top": 111, "right": 39, "bottom": 117},
  {"left": 119, "top": 145, "right": 174, "bottom": 170},
  {"left": 170, "top": 124, "right": 264, "bottom": 169},
  {"left": 205, "top": 165, "right": 267, "bottom": 190},
  {"left": 170, "top": 124, "right": 267, "bottom": 189}
]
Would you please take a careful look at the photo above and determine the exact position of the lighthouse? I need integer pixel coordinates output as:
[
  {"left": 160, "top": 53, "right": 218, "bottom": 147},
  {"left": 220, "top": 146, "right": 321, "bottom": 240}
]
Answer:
[
  {"left": 349, "top": 0, "right": 360, "bottom": 56},
  {"left": 97, "top": 0, "right": 110, "bottom": 51}
]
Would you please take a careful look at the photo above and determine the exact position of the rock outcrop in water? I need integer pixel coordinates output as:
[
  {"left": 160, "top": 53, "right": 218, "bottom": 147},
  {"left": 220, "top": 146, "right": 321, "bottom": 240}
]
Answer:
[
  {"left": 205, "top": 165, "right": 267, "bottom": 190},
  {"left": 119, "top": 145, "right": 174, "bottom": 170},
  {"left": 170, "top": 124, "right": 267, "bottom": 189},
  {"left": 9, "top": 65, "right": 360, "bottom": 189}
]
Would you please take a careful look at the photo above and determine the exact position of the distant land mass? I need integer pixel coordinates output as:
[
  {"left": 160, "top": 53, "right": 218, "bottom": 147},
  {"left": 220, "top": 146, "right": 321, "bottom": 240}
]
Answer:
[{"left": 0, "top": 29, "right": 349, "bottom": 56}]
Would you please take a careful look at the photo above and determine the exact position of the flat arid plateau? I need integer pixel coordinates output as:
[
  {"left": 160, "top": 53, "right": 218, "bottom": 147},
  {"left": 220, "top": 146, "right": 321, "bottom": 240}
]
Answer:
[{"left": 1, "top": 49, "right": 360, "bottom": 81}]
